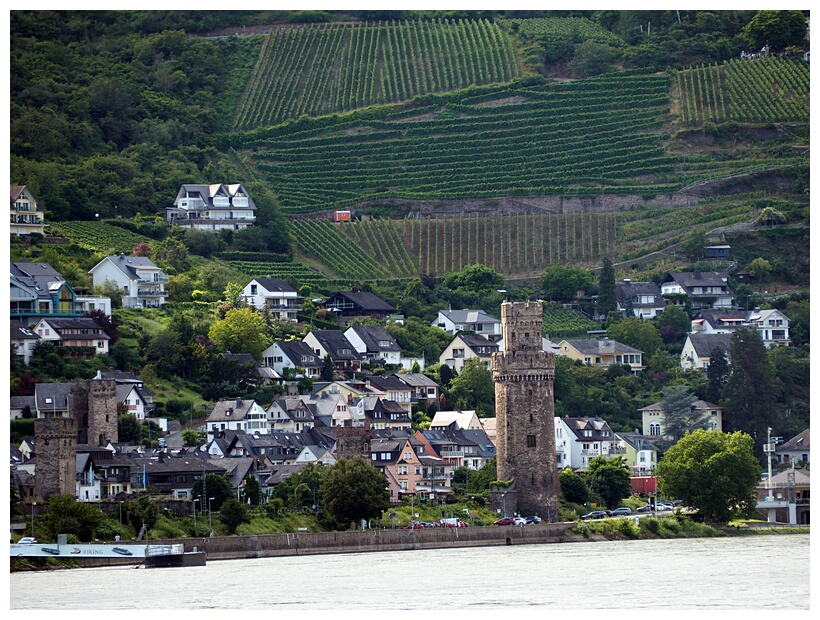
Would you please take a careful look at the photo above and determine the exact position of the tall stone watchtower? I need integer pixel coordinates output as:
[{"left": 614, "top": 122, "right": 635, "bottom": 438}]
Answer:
[
  {"left": 492, "top": 301, "right": 559, "bottom": 519},
  {"left": 34, "top": 417, "right": 77, "bottom": 499}
]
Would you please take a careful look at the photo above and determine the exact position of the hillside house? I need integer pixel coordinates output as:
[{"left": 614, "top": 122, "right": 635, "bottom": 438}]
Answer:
[
  {"left": 661, "top": 271, "right": 734, "bottom": 309},
  {"left": 775, "top": 429, "right": 809, "bottom": 465},
  {"left": 344, "top": 324, "right": 402, "bottom": 367},
  {"left": 639, "top": 399, "right": 723, "bottom": 439},
  {"left": 556, "top": 337, "right": 644, "bottom": 372},
  {"left": 205, "top": 398, "right": 269, "bottom": 441},
  {"left": 691, "top": 309, "right": 790, "bottom": 347},
  {"left": 615, "top": 280, "right": 666, "bottom": 319},
  {"left": 263, "top": 340, "right": 323, "bottom": 379},
  {"left": 363, "top": 375, "right": 413, "bottom": 414},
  {"left": 166, "top": 183, "right": 256, "bottom": 231},
  {"left": 303, "top": 330, "right": 362, "bottom": 376},
  {"left": 680, "top": 332, "right": 733, "bottom": 371},
  {"left": 241, "top": 277, "right": 301, "bottom": 321},
  {"left": 89, "top": 254, "right": 168, "bottom": 309},
  {"left": 555, "top": 416, "right": 624, "bottom": 469},
  {"left": 429, "top": 410, "right": 483, "bottom": 431},
  {"left": 10, "top": 185, "right": 46, "bottom": 236},
  {"left": 439, "top": 332, "right": 500, "bottom": 372},
  {"left": 615, "top": 432, "right": 659, "bottom": 476},
  {"left": 432, "top": 309, "right": 502, "bottom": 341},
  {"left": 11, "top": 321, "right": 41, "bottom": 365},
  {"left": 417, "top": 427, "right": 496, "bottom": 471},
  {"left": 324, "top": 288, "right": 396, "bottom": 319},
  {"left": 33, "top": 317, "right": 110, "bottom": 357},
  {"left": 11, "top": 261, "right": 79, "bottom": 323}
]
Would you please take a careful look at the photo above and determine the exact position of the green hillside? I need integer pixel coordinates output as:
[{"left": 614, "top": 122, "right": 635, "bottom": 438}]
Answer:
[{"left": 233, "top": 19, "right": 520, "bottom": 130}]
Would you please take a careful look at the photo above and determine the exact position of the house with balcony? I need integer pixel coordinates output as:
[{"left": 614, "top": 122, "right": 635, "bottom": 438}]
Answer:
[
  {"left": 639, "top": 399, "right": 723, "bottom": 439},
  {"left": 417, "top": 427, "right": 496, "bottom": 471},
  {"left": 368, "top": 431, "right": 450, "bottom": 503},
  {"left": 166, "top": 183, "right": 256, "bottom": 231},
  {"left": 615, "top": 432, "right": 659, "bottom": 476},
  {"left": 661, "top": 271, "right": 734, "bottom": 309},
  {"left": 615, "top": 280, "right": 666, "bottom": 319},
  {"left": 11, "top": 321, "right": 41, "bottom": 365},
  {"left": 690, "top": 309, "right": 790, "bottom": 348},
  {"left": 755, "top": 466, "right": 810, "bottom": 525},
  {"left": 432, "top": 308, "right": 502, "bottom": 342},
  {"left": 555, "top": 416, "right": 623, "bottom": 469},
  {"left": 363, "top": 375, "right": 413, "bottom": 414},
  {"left": 391, "top": 372, "right": 439, "bottom": 410},
  {"left": 263, "top": 340, "right": 324, "bottom": 379},
  {"left": 205, "top": 398, "right": 268, "bottom": 441},
  {"left": 33, "top": 316, "right": 111, "bottom": 357},
  {"left": 556, "top": 337, "right": 644, "bottom": 372},
  {"left": 89, "top": 254, "right": 169, "bottom": 309},
  {"left": 303, "top": 330, "right": 362, "bottom": 376},
  {"left": 323, "top": 287, "right": 396, "bottom": 319},
  {"left": 241, "top": 277, "right": 301, "bottom": 322},
  {"left": 439, "top": 332, "right": 500, "bottom": 372},
  {"left": 267, "top": 396, "right": 315, "bottom": 433},
  {"left": 11, "top": 261, "right": 80, "bottom": 323},
  {"left": 356, "top": 396, "right": 413, "bottom": 430},
  {"left": 680, "top": 332, "right": 733, "bottom": 371},
  {"left": 344, "top": 324, "right": 402, "bottom": 367},
  {"left": 10, "top": 185, "right": 46, "bottom": 236}
]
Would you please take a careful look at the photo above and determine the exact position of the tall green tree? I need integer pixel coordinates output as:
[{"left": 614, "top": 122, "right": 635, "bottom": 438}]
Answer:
[
  {"left": 320, "top": 457, "right": 392, "bottom": 530},
  {"left": 722, "top": 328, "right": 777, "bottom": 460},
  {"left": 747, "top": 257, "right": 772, "bottom": 292},
  {"left": 657, "top": 430, "right": 759, "bottom": 523},
  {"left": 218, "top": 497, "right": 251, "bottom": 534},
  {"left": 45, "top": 494, "right": 106, "bottom": 542},
  {"left": 559, "top": 467, "right": 589, "bottom": 505},
  {"left": 447, "top": 357, "right": 495, "bottom": 417},
  {"left": 584, "top": 456, "right": 631, "bottom": 509},
  {"left": 596, "top": 258, "right": 617, "bottom": 318},
  {"left": 741, "top": 10, "right": 808, "bottom": 52},
  {"left": 706, "top": 347, "right": 730, "bottom": 404},
  {"left": 241, "top": 474, "right": 262, "bottom": 506},
  {"left": 208, "top": 306, "right": 271, "bottom": 360},
  {"left": 191, "top": 473, "right": 234, "bottom": 512},
  {"left": 659, "top": 385, "right": 705, "bottom": 442},
  {"left": 540, "top": 265, "right": 595, "bottom": 302},
  {"left": 606, "top": 316, "right": 664, "bottom": 359}
]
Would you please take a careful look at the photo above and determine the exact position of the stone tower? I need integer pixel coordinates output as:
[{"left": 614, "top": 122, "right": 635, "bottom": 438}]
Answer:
[
  {"left": 34, "top": 417, "right": 77, "bottom": 499},
  {"left": 492, "top": 301, "right": 559, "bottom": 519},
  {"left": 87, "top": 378, "right": 119, "bottom": 447}
]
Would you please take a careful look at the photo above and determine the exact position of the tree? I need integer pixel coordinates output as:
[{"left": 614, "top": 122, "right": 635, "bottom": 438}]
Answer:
[
  {"left": 151, "top": 236, "right": 189, "bottom": 273},
  {"left": 181, "top": 427, "right": 201, "bottom": 447},
  {"left": 123, "top": 495, "right": 158, "bottom": 533},
  {"left": 659, "top": 385, "right": 706, "bottom": 442},
  {"left": 747, "top": 257, "right": 772, "bottom": 292},
  {"left": 540, "top": 265, "right": 595, "bottom": 302},
  {"left": 706, "top": 347, "right": 730, "bottom": 404},
  {"left": 447, "top": 357, "right": 495, "bottom": 417},
  {"left": 657, "top": 430, "right": 759, "bottom": 523},
  {"left": 680, "top": 230, "right": 706, "bottom": 261},
  {"left": 319, "top": 457, "right": 392, "bottom": 530},
  {"left": 741, "top": 10, "right": 808, "bottom": 52},
  {"left": 596, "top": 258, "right": 617, "bottom": 318},
  {"left": 584, "top": 456, "right": 631, "bottom": 509},
  {"left": 606, "top": 316, "right": 663, "bottom": 359},
  {"left": 131, "top": 242, "right": 152, "bottom": 257},
  {"left": 570, "top": 40, "right": 615, "bottom": 77},
  {"left": 241, "top": 474, "right": 262, "bottom": 506},
  {"left": 191, "top": 473, "right": 233, "bottom": 512},
  {"left": 755, "top": 207, "right": 786, "bottom": 228},
  {"left": 321, "top": 354, "right": 334, "bottom": 381},
  {"left": 84, "top": 308, "right": 119, "bottom": 343},
  {"left": 45, "top": 494, "right": 106, "bottom": 542},
  {"left": 218, "top": 497, "right": 251, "bottom": 534},
  {"left": 722, "top": 328, "right": 778, "bottom": 460},
  {"left": 656, "top": 305, "right": 690, "bottom": 342},
  {"left": 559, "top": 467, "right": 589, "bottom": 505},
  {"left": 118, "top": 413, "right": 141, "bottom": 443},
  {"left": 208, "top": 306, "right": 271, "bottom": 360}
]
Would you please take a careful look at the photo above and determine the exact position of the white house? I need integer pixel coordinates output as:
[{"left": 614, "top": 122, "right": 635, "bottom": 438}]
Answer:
[
  {"left": 344, "top": 324, "right": 402, "bottom": 366},
  {"left": 10, "top": 321, "right": 41, "bottom": 365},
  {"left": 33, "top": 317, "right": 110, "bottom": 356},
  {"left": 661, "top": 271, "right": 734, "bottom": 309},
  {"left": 615, "top": 280, "right": 666, "bottom": 318},
  {"left": 680, "top": 332, "right": 733, "bottom": 371},
  {"left": 429, "top": 410, "right": 482, "bottom": 431},
  {"left": 89, "top": 254, "right": 168, "bottom": 309},
  {"left": 117, "top": 383, "right": 154, "bottom": 421},
  {"left": 640, "top": 399, "right": 723, "bottom": 439},
  {"left": 10, "top": 185, "right": 46, "bottom": 236},
  {"left": 439, "top": 332, "right": 500, "bottom": 372},
  {"left": 555, "top": 416, "right": 623, "bottom": 469},
  {"left": 241, "top": 277, "right": 301, "bottom": 321},
  {"left": 432, "top": 309, "right": 502, "bottom": 341},
  {"left": 205, "top": 398, "right": 268, "bottom": 441},
  {"left": 166, "top": 183, "right": 257, "bottom": 231},
  {"left": 74, "top": 295, "right": 112, "bottom": 317}
]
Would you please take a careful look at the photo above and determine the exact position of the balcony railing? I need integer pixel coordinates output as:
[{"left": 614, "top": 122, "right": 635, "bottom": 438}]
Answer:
[{"left": 137, "top": 290, "right": 168, "bottom": 297}]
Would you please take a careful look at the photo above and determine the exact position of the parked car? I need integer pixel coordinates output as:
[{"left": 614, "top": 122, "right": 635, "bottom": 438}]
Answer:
[
  {"left": 17, "top": 537, "right": 37, "bottom": 544},
  {"left": 581, "top": 511, "right": 608, "bottom": 520},
  {"left": 636, "top": 504, "right": 652, "bottom": 513},
  {"left": 494, "top": 517, "right": 517, "bottom": 526},
  {"left": 513, "top": 517, "right": 527, "bottom": 526},
  {"left": 655, "top": 503, "right": 673, "bottom": 512},
  {"left": 610, "top": 507, "right": 633, "bottom": 516},
  {"left": 523, "top": 515, "right": 542, "bottom": 524},
  {"left": 404, "top": 523, "right": 425, "bottom": 529}
]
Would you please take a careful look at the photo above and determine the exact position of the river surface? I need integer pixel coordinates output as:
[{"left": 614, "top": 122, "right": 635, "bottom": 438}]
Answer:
[{"left": 8, "top": 534, "right": 810, "bottom": 610}]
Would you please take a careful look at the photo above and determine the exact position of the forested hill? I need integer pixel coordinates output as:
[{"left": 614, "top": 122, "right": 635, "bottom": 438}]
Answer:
[{"left": 11, "top": 9, "right": 809, "bottom": 227}]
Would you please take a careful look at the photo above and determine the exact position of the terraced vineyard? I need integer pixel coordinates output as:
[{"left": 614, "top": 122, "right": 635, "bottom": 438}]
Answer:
[
  {"left": 542, "top": 309, "right": 600, "bottom": 339},
  {"left": 678, "top": 56, "right": 810, "bottom": 127},
  {"left": 233, "top": 72, "right": 675, "bottom": 214},
  {"left": 292, "top": 212, "right": 616, "bottom": 279},
  {"left": 48, "top": 221, "right": 153, "bottom": 254},
  {"left": 499, "top": 16, "right": 626, "bottom": 48},
  {"left": 233, "top": 19, "right": 520, "bottom": 130}
]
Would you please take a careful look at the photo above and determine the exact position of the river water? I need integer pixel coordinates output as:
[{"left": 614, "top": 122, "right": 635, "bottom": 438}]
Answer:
[{"left": 9, "top": 534, "right": 810, "bottom": 610}]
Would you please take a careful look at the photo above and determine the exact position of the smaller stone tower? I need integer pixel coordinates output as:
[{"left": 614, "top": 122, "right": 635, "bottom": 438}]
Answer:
[
  {"left": 87, "top": 378, "right": 119, "bottom": 446},
  {"left": 34, "top": 417, "right": 77, "bottom": 499},
  {"left": 492, "top": 301, "right": 559, "bottom": 519}
]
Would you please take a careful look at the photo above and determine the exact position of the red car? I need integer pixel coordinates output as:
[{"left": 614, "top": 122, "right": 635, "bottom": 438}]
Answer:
[{"left": 493, "top": 517, "right": 517, "bottom": 526}]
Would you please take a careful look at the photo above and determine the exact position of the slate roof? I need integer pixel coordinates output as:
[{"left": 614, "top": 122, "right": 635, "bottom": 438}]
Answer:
[
  {"left": 616, "top": 432, "right": 660, "bottom": 452},
  {"left": 326, "top": 290, "right": 396, "bottom": 313},
  {"left": 562, "top": 416, "right": 616, "bottom": 441},
  {"left": 10, "top": 321, "right": 40, "bottom": 340},
  {"left": 776, "top": 429, "right": 809, "bottom": 453},
  {"left": 615, "top": 281, "right": 664, "bottom": 308},
  {"left": 207, "top": 398, "right": 258, "bottom": 422},
  {"left": 93, "top": 254, "right": 165, "bottom": 280},
  {"left": 39, "top": 317, "right": 111, "bottom": 340},
  {"left": 174, "top": 183, "right": 257, "bottom": 211},
  {"left": 276, "top": 340, "right": 323, "bottom": 368},
  {"left": 10, "top": 395, "right": 36, "bottom": 411},
  {"left": 392, "top": 372, "right": 438, "bottom": 389},
  {"left": 365, "top": 375, "right": 412, "bottom": 392},
  {"left": 437, "top": 309, "right": 500, "bottom": 325},
  {"left": 685, "top": 333, "right": 733, "bottom": 357},
  {"left": 252, "top": 278, "right": 297, "bottom": 294},
  {"left": 34, "top": 382, "right": 72, "bottom": 412},
  {"left": 306, "top": 330, "right": 361, "bottom": 361},
  {"left": 348, "top": 324, "right": 402, "bottom": 353},
  {"left": 458, "top": 332, "right": 499, "bottom": 355},
  {"left": 561, "top": 338, "right": 643, "bottom": 355}
]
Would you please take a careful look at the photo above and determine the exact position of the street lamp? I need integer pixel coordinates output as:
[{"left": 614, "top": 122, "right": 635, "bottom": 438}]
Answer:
[
  {"left": 208, "top": 497, "right": 215, "bottom": 535},
  {"left": 119, "top": 501, "right": 123, "bottom": 541},
  {"left": 31, "top": 502, "right": 36, "bottom": 539},
  {"left": 501, "top": 493, "right": 507, "bottom": 517}
]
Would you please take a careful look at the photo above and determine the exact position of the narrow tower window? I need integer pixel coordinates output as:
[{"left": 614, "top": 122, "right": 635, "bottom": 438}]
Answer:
[{"left": 527, "top": 435, "right": 536, "bottom": 448}]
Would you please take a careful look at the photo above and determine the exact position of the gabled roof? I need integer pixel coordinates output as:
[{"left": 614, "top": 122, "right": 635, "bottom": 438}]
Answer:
[
  {"left": 207, "top": 398, "right": 258, "bottom": 422},
  {"left": 275, "top": 340, "right": 323, "bottom": 367},
  {"left": 34, "top": 382, "right": 72, "bottom": 411},
  {"left": 392, "top": 372, "right": 438, "bottom": 389},
  {"left": 430, "top": 410, "right": 480, "bottom": 430},
  {"left": 694, "top": 309, "right": 749, "bottom": 328},
  {"left": 454, "top": 332, "right": 499, "bottom": 355},
  {"left": 250, "top": 278, "right": 297, "bottom": 294},
  {"left": 10, "top": 321, "right": 40, "bottom": 340},
  {"left": 174, "top": 183, "right": 257, "bottom": 210},
  {"left": 90, "top": 254, "right": 165, "bottom": 279},
  {"left": 614, "top": 281, "right": 664, "bottom": 307},
  {"left": 365, "top": 375, "right": 412, "bottom": 392},
  {"left": 685, "top": 332, "right": 733, "bottom": 357},
  {"left": 560, "top": 338, "right": 643, "bottom": 355},
  {"left": 348, "top": 324, "right": 402, "bottom": 353},
  {"left": 562, "top": 416, "right": 616, "bottom": 440},
  {"left": 776, "top": 429, "right": 809, "bottom": 453},
  {"left": 639, "top": 399, "right": 720, "bottom": 413},
  {"left": 663, "top": 271, "right": 732, "bottom": 293},
  {"left": 305, "top": 330, "right": 360, "bottom": 361},
  {"left": 615, "top": 432, "right": 659, "bottom": 452},
  {"left": 326, "top": 290, "right": 395, "bottom": 313},
  {"left": 436, "top": 309, "right": 500, "bottom": 325},
  {"left": 223, "top": 352, "right": 258, "bottom": 367}
]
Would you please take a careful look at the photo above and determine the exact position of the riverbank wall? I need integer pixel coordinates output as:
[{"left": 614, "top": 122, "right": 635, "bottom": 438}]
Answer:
[{"left": 63, "top": 522, "right": 575, "bottom": 567}]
